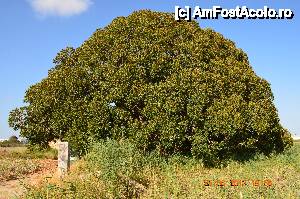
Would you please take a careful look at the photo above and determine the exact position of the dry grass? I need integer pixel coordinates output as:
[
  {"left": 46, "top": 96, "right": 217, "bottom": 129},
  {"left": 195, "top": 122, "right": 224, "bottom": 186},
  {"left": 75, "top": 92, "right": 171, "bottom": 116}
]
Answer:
[
  {"left": 0, "top": 146, "right": 27, "bottom": 154},
  {"left": 0, "top": 158, "right": 40, "bottom": 182},
  {"left": 0, "top": 147, "right": 41, "bottom": 182}
]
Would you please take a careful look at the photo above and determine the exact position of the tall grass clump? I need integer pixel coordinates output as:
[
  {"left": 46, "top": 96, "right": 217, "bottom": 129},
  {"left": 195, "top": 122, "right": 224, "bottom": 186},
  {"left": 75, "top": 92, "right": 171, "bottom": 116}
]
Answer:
[{"left": 85, "top": 139, "right": 150, "bottom": 198}]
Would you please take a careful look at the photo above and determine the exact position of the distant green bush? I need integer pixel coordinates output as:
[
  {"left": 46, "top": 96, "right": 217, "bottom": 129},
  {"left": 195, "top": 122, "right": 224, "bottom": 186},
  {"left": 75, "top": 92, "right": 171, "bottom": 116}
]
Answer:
[
  {"left": 0, "top": 147, "right": 57, "bottom": 160},
  {"left": 0, "top": 141, "right": 22, "bottom": 147},
  {"left": 0, "top": 136, "right": 25, "bottom": 147}
]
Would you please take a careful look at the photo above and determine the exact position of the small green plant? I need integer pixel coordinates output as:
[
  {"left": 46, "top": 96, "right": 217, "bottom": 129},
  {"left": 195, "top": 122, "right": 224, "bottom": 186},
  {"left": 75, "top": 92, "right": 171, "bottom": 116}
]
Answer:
[{"left": 86, "top": 139, "right": 148, "bottom": 198}]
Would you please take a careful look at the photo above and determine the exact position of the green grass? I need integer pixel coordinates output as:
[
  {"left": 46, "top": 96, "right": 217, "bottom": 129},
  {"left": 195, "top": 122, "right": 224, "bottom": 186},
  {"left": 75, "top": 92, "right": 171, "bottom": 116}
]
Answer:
[
  {"left": 24, "top": 142, "right": 300, "bottom": 199},
  {"left": 0, "top": 146, "right": 58, "bottom": 160}
]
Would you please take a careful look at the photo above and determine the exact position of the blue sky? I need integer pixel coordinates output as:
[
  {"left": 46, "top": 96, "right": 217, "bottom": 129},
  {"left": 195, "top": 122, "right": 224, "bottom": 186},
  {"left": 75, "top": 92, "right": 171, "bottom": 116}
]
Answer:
[{"left": 0, "top": 0, "right": 299, "bottom": 139}]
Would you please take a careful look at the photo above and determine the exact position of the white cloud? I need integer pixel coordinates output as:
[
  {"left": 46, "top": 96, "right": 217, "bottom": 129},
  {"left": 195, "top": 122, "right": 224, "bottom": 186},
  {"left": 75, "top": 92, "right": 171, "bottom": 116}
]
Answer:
[{"left": 29, "top": 0, "right": 92, "bottom": 17}]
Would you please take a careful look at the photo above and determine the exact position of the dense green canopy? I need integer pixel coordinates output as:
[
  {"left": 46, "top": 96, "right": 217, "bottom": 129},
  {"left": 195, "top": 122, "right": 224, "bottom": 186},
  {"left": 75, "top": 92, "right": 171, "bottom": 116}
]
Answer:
[{"left": 9, "top": 10, "right": 292, "bottom": 165}]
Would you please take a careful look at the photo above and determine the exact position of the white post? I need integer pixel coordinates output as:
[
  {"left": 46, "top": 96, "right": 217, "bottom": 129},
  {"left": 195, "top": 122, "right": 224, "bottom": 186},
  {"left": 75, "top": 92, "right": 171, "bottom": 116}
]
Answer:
[{"left": 57, "top": 142, "right": 70, "bottom": 179}]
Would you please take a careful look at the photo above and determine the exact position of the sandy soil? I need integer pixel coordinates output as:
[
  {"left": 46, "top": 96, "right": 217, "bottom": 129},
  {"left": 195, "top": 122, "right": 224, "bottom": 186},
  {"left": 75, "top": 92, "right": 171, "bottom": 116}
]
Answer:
[{"left": 0, "top": 159, "right": 57, "bottom": 199}]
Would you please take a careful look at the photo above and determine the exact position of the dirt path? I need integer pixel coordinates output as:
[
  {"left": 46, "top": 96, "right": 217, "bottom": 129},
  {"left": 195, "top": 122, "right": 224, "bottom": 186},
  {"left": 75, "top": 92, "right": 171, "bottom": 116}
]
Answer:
[{"left": 0, "top": 159, "right": 57, "bottom": 199}]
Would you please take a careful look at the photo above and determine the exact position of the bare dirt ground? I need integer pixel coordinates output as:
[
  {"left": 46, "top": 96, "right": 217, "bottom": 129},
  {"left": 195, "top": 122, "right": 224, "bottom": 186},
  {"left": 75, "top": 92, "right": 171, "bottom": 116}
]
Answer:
[{"left": 0, "top": 159, "right": 57, "bottom": 199}]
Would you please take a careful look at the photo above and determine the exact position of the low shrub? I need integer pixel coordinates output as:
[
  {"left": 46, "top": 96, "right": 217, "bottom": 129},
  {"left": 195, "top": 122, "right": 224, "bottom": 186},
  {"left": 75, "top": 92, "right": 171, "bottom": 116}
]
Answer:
[{"left": 85, "top": 139, "right": 149, "bottom": 198}]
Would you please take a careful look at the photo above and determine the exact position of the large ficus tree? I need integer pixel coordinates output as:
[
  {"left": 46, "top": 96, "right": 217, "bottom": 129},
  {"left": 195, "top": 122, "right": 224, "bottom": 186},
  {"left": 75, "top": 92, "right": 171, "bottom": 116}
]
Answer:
[{"left": 9, "top": 10, "right": 292, "bottom": 165}]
